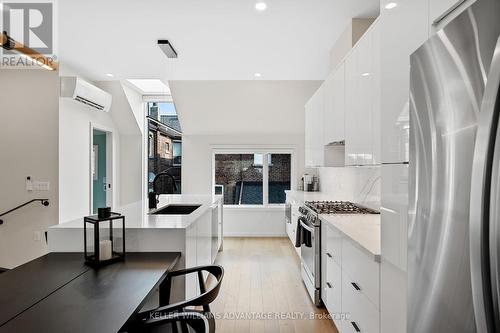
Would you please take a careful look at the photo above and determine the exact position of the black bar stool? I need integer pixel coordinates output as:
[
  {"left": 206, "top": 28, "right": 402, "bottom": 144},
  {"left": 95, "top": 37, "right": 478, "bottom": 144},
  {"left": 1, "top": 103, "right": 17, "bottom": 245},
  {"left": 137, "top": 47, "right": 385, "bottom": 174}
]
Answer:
[{"left": 132, "top": 265, "right": 224, "bottom": 333}]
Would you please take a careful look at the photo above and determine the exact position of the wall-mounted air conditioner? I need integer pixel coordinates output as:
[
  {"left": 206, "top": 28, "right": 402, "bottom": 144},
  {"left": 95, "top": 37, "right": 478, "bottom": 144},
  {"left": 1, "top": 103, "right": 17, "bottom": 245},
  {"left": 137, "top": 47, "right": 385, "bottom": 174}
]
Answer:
[{"left": 60, "top": 76, "right": 112, "bottom": 112}]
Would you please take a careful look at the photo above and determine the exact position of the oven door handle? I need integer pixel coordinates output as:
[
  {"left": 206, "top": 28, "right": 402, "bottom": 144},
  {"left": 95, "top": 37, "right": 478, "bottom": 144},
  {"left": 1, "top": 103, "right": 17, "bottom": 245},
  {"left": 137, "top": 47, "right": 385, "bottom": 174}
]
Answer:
[{"left": 300, "top": 220, "right": 315, "bottom": 233}]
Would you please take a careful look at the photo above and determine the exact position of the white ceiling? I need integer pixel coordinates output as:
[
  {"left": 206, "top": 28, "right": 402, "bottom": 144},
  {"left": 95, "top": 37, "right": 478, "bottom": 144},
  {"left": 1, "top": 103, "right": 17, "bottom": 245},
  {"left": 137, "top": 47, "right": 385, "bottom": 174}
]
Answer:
[{"left": 57, "top": 0, "right": 379, "bottom": 81}]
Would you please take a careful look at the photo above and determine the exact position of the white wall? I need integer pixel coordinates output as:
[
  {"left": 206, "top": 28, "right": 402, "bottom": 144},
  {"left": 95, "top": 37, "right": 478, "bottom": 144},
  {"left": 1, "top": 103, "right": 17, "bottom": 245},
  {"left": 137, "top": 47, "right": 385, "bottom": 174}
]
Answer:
[
  {"left": 171, "top": 80, "right": 321, "bottom": 236},
  {"left": 170, "top": 80, "right": 322, "bottom": 136},
  {"left": 318, "top": 166, "right": 381, "bottom": 210},
  {"left": 58, "top": 96, "right": 119, "bottom": 222},
  {"left": 0, "top": 69, "right": 59, "bottom": 268},
  {"left": 330, "top": 18, "right": 376, "bottom": 71},
  {"left": 59, "top": 69, "right": 143, "bottom": 222},
  {"left": 96, "top": 81, "right": 143, "bottom": 206}
]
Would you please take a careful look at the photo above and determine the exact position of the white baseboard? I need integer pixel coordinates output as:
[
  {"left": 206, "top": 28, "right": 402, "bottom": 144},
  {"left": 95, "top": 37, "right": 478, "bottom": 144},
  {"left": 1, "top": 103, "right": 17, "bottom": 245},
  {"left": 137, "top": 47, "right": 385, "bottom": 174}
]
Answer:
[{"left": 223, "top": 233, "right": 287, "bottom": 238}]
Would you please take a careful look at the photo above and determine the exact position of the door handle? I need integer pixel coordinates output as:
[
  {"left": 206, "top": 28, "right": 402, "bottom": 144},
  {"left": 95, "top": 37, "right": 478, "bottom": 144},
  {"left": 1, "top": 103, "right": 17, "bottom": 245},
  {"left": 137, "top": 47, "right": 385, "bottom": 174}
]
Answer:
[
  {"left": 351, "top": 282, "right": 361, "bottom": 291},
  {"left": 351, "top": 321, "right": 361, "bottom": 332},
  {"left": 300, "top": 220, "right": 314, "bottom": 233},
  {"left": 326, "top": 252, "right": 333, "bottom": 258},
  {"left": 470, "top": 36, "right": 500, "bottom": 333},
  {"left": 326, "top": 282, "right": 332, "bottom": 289}
]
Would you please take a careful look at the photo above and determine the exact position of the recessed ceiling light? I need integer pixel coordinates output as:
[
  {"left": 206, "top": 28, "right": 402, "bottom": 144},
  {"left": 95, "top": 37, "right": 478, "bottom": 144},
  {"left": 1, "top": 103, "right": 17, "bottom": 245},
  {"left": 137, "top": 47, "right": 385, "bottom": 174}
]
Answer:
[
  {"left": 105, "top": 73, "right": 114, "bottom": 77},
  {"left": 361, "top": 72, "right": 371, "bottom": 77},
  {"left": 255, "top": 2, "right": 267, "bottom": 11},
  {"left": 254, "top": 73, "right": 262, "bottom": 78},
  {"left": 385, "top": 2, "right": 398, "bottom": 9}
]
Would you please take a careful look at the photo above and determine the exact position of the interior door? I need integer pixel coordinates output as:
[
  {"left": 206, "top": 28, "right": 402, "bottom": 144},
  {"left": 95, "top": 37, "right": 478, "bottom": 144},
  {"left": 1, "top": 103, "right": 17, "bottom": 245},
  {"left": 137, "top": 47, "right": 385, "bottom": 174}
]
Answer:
[{"left": 92, "top": 130, "right": 107, "bottom": 214}]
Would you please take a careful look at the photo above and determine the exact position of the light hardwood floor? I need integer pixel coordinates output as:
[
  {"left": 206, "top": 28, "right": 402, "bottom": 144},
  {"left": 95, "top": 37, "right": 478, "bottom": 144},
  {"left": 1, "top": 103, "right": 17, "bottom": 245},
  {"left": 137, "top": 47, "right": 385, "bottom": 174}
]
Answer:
[{"left": 210, "top": 237, "right": 338, "bottom": 333}]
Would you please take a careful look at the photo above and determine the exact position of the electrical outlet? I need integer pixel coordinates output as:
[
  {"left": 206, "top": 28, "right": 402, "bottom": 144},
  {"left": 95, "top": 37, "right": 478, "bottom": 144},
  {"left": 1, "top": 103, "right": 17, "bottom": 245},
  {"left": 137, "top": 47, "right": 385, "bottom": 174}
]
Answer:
[{"left": 34, "top": 231, "right": 41, "bottom": 241}]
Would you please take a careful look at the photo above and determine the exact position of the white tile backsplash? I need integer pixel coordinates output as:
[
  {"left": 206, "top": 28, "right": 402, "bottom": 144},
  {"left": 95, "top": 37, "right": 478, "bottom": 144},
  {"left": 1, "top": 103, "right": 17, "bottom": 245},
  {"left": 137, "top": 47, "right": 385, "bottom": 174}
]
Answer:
[{"left": 318, "top": 166, "right": 381, "bottom": 210}]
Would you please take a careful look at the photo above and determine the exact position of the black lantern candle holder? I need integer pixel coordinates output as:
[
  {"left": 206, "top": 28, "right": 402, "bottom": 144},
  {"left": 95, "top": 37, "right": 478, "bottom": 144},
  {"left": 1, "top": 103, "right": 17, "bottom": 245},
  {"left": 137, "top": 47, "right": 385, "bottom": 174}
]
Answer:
[{"left": 83, "top": 212, "right": 125, "bottom": 267}]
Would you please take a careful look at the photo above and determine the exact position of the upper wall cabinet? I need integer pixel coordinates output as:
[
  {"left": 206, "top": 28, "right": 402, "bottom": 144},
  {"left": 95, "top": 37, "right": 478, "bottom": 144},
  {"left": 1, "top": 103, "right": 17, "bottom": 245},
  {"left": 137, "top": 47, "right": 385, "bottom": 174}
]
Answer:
[
  {"left": 323, "top": 63, "right": 345, "bottom": 146},
  {"left": 305, "top": 86, "right": 325, "bottom": 167},
  {"left": 380, "top": 0, "right": 429, "bottom": 164},
  {"left": 371, "top": 21, "right": 382, "bottom": 165},
  {"left": 345, "top": 20, "right": 381, "bottom": 166}
]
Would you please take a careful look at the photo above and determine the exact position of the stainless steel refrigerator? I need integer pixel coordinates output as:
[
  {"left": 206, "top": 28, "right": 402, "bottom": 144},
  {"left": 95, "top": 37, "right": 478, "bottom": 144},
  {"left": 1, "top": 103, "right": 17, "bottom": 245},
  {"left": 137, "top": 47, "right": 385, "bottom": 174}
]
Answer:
[{"left": 409, "top": 0, "right": 500, "bottom": 332}]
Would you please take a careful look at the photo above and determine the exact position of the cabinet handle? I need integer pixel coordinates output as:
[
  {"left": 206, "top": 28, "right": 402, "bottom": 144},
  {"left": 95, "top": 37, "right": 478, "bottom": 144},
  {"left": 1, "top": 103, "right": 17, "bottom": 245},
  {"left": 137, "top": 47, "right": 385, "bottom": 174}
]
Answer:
[
  {"left": 326, "top": 252, "right": 333, "bottom": 258},
  {"left": 351, "top": 282, "right": 361, "bottom": 291},
  {"left": 326, "top": 282, "right": 332, "bottom": 289},
  {"left": 351, "top": 321, "right": 361, "bottom": 332}
]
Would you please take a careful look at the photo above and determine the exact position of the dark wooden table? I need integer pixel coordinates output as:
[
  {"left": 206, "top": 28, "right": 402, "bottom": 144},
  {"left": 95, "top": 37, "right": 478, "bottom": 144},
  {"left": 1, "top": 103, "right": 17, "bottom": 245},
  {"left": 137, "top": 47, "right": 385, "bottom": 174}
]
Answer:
[{"left": 0, "top": 252, "right": 180, "bottom": 333}]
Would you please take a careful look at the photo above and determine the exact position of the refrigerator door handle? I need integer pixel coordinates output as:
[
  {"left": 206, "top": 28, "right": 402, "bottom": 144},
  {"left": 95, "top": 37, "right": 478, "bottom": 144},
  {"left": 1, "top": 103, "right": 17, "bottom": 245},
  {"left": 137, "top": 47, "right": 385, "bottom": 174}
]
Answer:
[
  {"left": 488, "top": 96, "right": 500, "bottom": 331},
  {"left": 470, "top": 36, "right": 500, "bottom": 333}
]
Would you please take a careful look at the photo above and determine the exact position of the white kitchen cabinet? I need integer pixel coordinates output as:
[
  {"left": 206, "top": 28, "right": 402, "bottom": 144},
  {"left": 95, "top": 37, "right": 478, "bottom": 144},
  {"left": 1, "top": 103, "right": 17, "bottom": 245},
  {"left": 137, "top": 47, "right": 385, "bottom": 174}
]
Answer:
[
  {"left": 380, "top": 260, "right": 407, "bottom": 333},
  {"left": 324, "top": 224, "right": 343, "bottom": 331},
  {"left": 371, "top": 22, "right": 382, "bottom": 165},
  {"left": 344, "top": 20, "right": 381, "bottom": 166},
  {"left": 305, "top": 86, "right": 325, "bottom": 167},
  {"left": 321, "top": 221, "right": 329, "bottom": 309},
  {"left": 342, "top": 238, "right": 380, "bottom": 307},
  {"left": 344, "top": 45, "right": 359, "bottom": 166},
  {"left": 381, "top": 164, "right": 408, "bottom": 271},
  {"left": 197, "top": 210, "right": 212, "bottom": 280},
  {"left": 285, "top": 193, "right": 301, "bottom": 257},
  {"left": 321, "top": 220, "right": 379, "bottom": 333},
  {"left": 380, "top": 0, "right": 428, "bottom": 164},
  {"left": 324, "top": 62, "right": 345, "bottom": 145},
  {"left": 185, "top": 222, "right": 198, "bottom": 299},
  {"left": 342, "top": 270, "right": 380, "bottom": 333},
  {"left": 355, "top": 26, "right": 374, "bottom": 166}
]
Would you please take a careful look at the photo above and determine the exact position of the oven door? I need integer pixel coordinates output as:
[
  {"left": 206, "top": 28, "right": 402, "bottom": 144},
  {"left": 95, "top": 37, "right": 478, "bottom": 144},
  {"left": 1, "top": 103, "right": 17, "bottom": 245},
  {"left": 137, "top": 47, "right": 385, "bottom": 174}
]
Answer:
[{"left": 300, "top": 219, "right": 316, "bottom": 284}]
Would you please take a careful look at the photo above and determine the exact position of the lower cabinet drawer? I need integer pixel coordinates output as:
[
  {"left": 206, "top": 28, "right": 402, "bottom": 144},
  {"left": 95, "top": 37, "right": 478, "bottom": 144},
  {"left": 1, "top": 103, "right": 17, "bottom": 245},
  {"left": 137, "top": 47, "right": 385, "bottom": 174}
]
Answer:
[
  {"left": 326, "top": 258, "right": 342, "bottom": 330},
  {"left": 342, "top": 270, "right": 380, "bottom": 333},
  {"left": 342, "top": 238, "right": 380, "bottom": 307},
  {"left": 325, "top": 222, "right": 342, "bottom": 265}
]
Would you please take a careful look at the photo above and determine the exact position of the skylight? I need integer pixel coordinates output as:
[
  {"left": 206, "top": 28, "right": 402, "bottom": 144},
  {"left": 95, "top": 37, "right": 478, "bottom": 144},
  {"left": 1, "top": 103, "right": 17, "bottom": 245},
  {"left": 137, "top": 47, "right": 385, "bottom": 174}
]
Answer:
[{"left": 127, "top": 79, "right": 170, "bottom": 95}]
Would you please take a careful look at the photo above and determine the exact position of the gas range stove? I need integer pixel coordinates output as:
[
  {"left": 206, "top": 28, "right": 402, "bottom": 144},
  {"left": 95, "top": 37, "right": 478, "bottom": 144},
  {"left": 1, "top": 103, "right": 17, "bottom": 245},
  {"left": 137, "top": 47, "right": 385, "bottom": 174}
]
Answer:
[{"left": 305, "top": 201, "right": 380, "bottom": 215}]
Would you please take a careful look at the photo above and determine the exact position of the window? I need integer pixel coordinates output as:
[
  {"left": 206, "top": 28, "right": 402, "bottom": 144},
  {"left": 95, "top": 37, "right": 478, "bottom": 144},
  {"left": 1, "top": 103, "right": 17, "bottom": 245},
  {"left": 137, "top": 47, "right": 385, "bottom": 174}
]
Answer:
[
  {"left": 268, "top": 154, "right": 291, "bottom": 204},
  {"left": 147, "top": 102, "right": 181, "bottom": 132},
  {"left": 148, "top": 132, "right": 155, "bottom": 158},
  {"left": 146, "top": 101, "right": 182, "bottom": 194},
  {"left": 173, "top": 141, "right": 182, "bottom": 166},
  {"left": 214, "top": 152, "right": 292, "bottom": 206}
]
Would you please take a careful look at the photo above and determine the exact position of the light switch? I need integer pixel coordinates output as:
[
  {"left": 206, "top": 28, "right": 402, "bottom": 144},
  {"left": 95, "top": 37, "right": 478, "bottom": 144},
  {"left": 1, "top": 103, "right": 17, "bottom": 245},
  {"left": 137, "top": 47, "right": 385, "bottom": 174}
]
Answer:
[{"left": 26, "top": 177, "right": 33, "bottom": 191}]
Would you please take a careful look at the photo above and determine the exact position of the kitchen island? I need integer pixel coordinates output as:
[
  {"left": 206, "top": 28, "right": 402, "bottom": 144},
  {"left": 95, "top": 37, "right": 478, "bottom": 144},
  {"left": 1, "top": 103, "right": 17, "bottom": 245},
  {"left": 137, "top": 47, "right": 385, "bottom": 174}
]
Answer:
[{"left": 47, "top": 194, "right": 223, "bottom": 301}]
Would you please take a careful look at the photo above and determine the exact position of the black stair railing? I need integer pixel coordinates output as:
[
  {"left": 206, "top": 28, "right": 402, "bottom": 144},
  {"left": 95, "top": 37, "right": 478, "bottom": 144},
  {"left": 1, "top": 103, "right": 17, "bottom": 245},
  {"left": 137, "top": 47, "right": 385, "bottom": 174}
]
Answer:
[{"left": 0, "top": 199, "right": 49, "bottom": 225}]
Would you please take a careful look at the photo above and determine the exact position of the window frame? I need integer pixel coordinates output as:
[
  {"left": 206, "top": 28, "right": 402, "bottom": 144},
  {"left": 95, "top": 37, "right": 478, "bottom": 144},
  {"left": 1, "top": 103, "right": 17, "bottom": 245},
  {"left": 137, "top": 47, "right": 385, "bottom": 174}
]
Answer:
[
  {"left": 172, "top": 140, "right": 182, "bottom": 166},
  {"left": 212, "top": 147, "right": 295, "bottom": 208}
]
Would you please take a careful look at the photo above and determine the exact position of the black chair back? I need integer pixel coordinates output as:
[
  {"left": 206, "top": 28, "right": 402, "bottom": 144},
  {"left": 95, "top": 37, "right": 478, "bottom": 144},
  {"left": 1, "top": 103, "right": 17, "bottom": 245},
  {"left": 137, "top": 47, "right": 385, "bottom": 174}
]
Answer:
[
  {"left": 160, "top": 265, "right": 224, "bottom": 313},
  {"left": 134, "top": 265, "right": 224, "bottom": 333}
]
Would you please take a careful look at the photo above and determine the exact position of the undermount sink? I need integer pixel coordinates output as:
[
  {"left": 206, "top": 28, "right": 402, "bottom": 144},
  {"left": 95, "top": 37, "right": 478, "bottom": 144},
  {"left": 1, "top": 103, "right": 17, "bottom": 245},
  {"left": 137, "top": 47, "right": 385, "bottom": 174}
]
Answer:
[{"left": 151, "top": 204, "right": 201, "bottom": 215}]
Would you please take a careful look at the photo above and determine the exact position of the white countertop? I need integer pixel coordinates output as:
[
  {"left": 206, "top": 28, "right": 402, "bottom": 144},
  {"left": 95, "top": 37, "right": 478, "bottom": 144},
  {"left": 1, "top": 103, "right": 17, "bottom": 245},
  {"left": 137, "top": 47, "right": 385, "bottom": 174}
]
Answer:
[
  {"left": 51, "top": 194, "right": 222, "bottom": 230},
  {"left": 320, "top": 213, "right": 381, "bottom": 261},
  {"left": 286, "top": 190, "right": 381, "bottom": 260}
]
